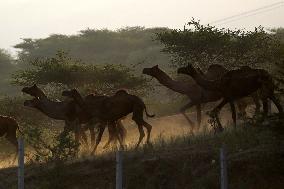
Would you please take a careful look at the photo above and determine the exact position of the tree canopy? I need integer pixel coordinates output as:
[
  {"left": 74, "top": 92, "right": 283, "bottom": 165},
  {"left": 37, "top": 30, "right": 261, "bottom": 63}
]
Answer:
[
  {"left": 156, "top": 19, "right": 281, "bottom": 70},
  {"left": 12, "top": 51, "right": 148, "bottom": 95},
  {"left": 0, "top": 49, "right": 14, "bottom": 74},
  {"left": 14, "top": 27, "right": 171, "bottom": 69}
]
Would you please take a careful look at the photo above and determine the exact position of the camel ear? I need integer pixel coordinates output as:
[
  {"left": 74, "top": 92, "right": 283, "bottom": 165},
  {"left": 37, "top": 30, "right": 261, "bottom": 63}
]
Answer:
[
  {"left": 33, "top": 84, "right": 37, "bottom": 87},
  {"left": 154, "top": 65, "right": 159, "bottom": 68}
]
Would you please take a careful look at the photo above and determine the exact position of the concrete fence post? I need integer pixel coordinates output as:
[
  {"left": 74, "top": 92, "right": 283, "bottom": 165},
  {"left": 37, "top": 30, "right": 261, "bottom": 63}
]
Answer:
[
  {"left": 220, "top": 145, "right": 228, "bottom": 189},
  {"left": 116, "top": 150, "right": 123, "bottom": 189},
  {"left": 18, "top": 138, "right": 24, "bottom": 189}
]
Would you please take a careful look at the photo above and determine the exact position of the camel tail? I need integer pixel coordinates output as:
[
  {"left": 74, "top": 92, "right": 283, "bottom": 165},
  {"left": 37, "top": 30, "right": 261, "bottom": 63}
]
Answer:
[{"left": 144, "top": 106, "right": 155, "bottom": 118}]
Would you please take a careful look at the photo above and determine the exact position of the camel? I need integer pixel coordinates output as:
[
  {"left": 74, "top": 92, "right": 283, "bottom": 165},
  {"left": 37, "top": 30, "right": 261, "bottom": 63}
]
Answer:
[
  {"left": 62, "top": 89, "right": 155, "bottom": 154},
  {"left": 143, "top": 65, "right": 226, "bottom": 129},
  {"left": 197, "top": 65, "right": 261, "bottom": 116},
  {"left": 177, "top": 64, "right": 283, "bottom": 131},
  {"left": 142, "top": 64, "right": 259, "bottom": 130},
  {"left": 0, "top": 115, "right": 22, "bottom": 161},
  {"left": 22, "top": 85, "right": 126, "bottom": 148}
]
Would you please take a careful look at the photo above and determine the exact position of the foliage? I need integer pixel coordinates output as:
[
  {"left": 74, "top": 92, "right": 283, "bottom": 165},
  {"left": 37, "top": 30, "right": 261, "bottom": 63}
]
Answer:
[
  {"left": 0, "top": 49, "right": 18, "bottom": 94},
  {"left": 14, "top": 27, "right": 171, "bottom": 69},
  {"left": 12, "top": 51, "right": 149, "bottom": 95},
  {"left": 0, "top": 49, "right": 14, "bottom": 72},
  {"left": 271, "top": 28, "right": 284, "bottom": 92},
  {"left": 1, "top": 114, "right": 284, "bottom": 189},
  {"left": 156, "top": 19, "right": 281, "bottom": 70},
  {"left": 24, "top": 125, "right": 79, "bottom": 163}
]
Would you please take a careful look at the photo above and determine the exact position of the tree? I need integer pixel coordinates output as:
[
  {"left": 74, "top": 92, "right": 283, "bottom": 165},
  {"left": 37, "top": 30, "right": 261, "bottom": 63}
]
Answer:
[
  {"left": 14, "top": 27, "right": 171, "bottom": 69},
  {"left": 271, "top": 28, "right": 284, "bottom": 92},
  {"left": 0, "top": 49, "right": 14, "bottom": 75},
  {"left": 12, "top": 51, "right": 149, "bottom": 95},
  {"left": 156, "top": 19, "right": 281, "bottom": 70}
]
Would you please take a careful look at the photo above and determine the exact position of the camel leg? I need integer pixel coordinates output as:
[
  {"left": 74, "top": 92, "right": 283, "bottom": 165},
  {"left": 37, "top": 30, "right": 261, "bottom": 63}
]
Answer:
[
  {"left": 117, "top": 120, "right": 127, "bottom": 148},
  {"left": 251, "top": 93, "right": 261, "bottom": 114},
  {"left": 269, "top": 95, "right": 283, "bottom": 113},
  {"left": 91, "top": 124, "right": 105, "bottom": 155},
  {"left": 236, "top": 100, "right": 246, "bottom": 118},
  {"left": 104, "top": 121, "right": 125, "bottom": 150},
  {"left": 180, "top": 101, "right": 196, "bottom": 129},
  {"left": 143, "top": 121, "right": 152, "bottom": 145},
  {"left": 80, "top": 130, "right": 88, "bottom": 148},
  {"left": 114, "top": 122, "right": 125, "bottom": 150},
  {"left": 65, "top": 119, "right": 81, "bottom": 145},
  {"left": 89, "top": 127, "right": 96, "bottom": 148},
  {"left": 267, "top": 99, "right": 272, "bottom": 114},
  {"left": 196, "top": 104, "right": 202, "bottom": 130},
  {"left": 73, "top": 123, "right": 81, "bottom": 145},
  {"left": 262, "top": 98, "right": 269, "bottom": 116},
  {"left": 210, "top": 99, "right": 228, "bottom": 132},
  {"left": 135, "top": 124, "right": 145, "bottom": 149},
  {"left": 103, "top": 123, "right": 116, "bottom": 149},
  {"left": 229, "top": 101, "right": 237, "bottom": 128}
]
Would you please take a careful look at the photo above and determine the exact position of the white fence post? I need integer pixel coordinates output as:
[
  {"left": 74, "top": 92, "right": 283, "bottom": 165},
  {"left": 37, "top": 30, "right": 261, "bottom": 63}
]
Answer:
[
  {"left": 18, "top": 138, "right": 24, "bottom": 189},
  {"left": 220, "top": 145, "right": 228, "bottom": 189},
  {"left": 116, "top": 150, "right": 123, "bottom": 189}
]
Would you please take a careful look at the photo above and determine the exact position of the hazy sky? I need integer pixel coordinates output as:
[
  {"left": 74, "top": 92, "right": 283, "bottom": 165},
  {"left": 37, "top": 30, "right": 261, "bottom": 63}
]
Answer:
[{"left": 1, "top": 0, "right": 283, "bottom": 54}]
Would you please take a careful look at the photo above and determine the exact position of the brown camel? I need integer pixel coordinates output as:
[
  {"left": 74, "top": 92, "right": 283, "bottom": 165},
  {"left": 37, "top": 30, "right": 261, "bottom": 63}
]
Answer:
[
  {"left": 197, "top": 65, "right": 261, "bottom": 116},
  {"left": 143, "top": 65, "right": 226, "bottom": 129},
  {"left": 142, "top": 64, "right": 259, "bottom": 130},
  {"left": 62, "top": 89, "right": 155, "bottom": 154},
  {"left": 177, "top": 64, "right": 283, "bottom": 131},
  {"left": 22, "top": 85, "right": 126, "bottom": 148},
  {"left": 0, "top": 115, "right": 22, "bottom": 161}
]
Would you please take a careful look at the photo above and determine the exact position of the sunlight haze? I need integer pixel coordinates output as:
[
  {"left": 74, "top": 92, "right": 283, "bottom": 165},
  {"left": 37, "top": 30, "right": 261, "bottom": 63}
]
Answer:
[{"left": 1, "top": 0, "right": 283, "bottom": 54}]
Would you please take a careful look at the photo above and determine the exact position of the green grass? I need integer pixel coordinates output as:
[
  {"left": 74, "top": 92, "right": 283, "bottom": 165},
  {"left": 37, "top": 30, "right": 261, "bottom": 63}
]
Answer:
[{"left": 0, "top": 115, "right": 283, "bottom": 189}]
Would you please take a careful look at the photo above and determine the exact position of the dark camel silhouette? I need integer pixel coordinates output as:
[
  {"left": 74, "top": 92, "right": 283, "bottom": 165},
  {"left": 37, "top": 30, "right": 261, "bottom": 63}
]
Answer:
[
  {"left": 0, "top": 115, "right": 22, "bottom": 162},
  {"left": 22, "top": 85, "right": 126, "bottom": 148},
  {"left": 142, "top": 65, "right": 259, "bottom": 130},
  {"left": 143, "top": 65, "right": 226, "bottom": 129},
  {"left": 62, "top": 89, "right": 155, "bottom": 154},
  {"left": 178, "top": 64, "right": 283, "bottom": 131},
  {"left": 197, "top": 65, "right": 261, "bottom": 116}
]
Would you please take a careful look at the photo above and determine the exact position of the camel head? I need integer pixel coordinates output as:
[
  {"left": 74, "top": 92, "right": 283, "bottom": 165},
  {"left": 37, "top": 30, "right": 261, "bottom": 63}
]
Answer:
[
  {"left": 62, "top": 89, "right": 80, "bottom": 99},
  {"left": 177, "top": 64, "right": 197, "bottom": 76},
  {"left": 142, "top": 65, "right": 160, "bottom": 77},
  {"left": 22, "top": 84, "right": 44, "bottom": 98},
  {"left": 24, "top": 98, "right": 40, "bottom": 108}
]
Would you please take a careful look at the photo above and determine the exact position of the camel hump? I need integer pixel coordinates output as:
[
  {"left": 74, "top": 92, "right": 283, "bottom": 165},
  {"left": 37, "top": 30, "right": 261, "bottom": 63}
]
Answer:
[
  {"left": 206, "top": 64, "right": 227, "bottom": 79},
  {"left": 115, "top": 89, "right": 128, "bottom": 95}
]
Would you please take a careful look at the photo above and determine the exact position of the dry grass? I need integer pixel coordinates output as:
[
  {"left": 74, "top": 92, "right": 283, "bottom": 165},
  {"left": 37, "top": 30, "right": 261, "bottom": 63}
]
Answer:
[{"left": 0, "top": 113, "right": 283, "bottom": 189}]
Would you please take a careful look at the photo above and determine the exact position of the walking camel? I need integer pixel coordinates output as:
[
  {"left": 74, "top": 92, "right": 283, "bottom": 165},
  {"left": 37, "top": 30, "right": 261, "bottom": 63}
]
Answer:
[
  {"left": 0, "top": 115, "right": 22, "bottom": 161},
  {"left": 142, "top": 65, "right": 259, "bottom": 130},
  {"left": 197, "top": 65, "right": 261, "bottom": 116},
  {"left": 177, "top": 64, "right": 283, "bottom": 131},
  {"left": 22, "top": 85, "right": 126, "bottom": 148},
  {"left": 62, "top": 89, "right": 155, "bottom": 154}
]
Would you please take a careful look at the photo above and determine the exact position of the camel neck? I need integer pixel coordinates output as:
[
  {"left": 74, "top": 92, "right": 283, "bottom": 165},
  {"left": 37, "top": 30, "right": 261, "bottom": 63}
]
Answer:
[
  {"left": 34, "top": 98, "right": 68, "bottom": 120},
  {"left": 152, "top": 69, "right": 194, "bottom": 94},
  {"left": 190, "top": 70, "right": 220, "bottom": 91},
  {"left": 73, "top": 93, "right": 86, "bottom": 109}
]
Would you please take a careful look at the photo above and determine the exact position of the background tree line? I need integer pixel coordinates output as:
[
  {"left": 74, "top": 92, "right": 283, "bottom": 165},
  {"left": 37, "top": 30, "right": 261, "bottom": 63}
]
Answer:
[{"left": 0, "top": 23, "right": 283, "bottom": 113}]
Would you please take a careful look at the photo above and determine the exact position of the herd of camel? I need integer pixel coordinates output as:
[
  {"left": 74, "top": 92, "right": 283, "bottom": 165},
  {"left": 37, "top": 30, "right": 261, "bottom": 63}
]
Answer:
[{"left": 0, "top": 63, "right": 283, "bottom": 159}]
